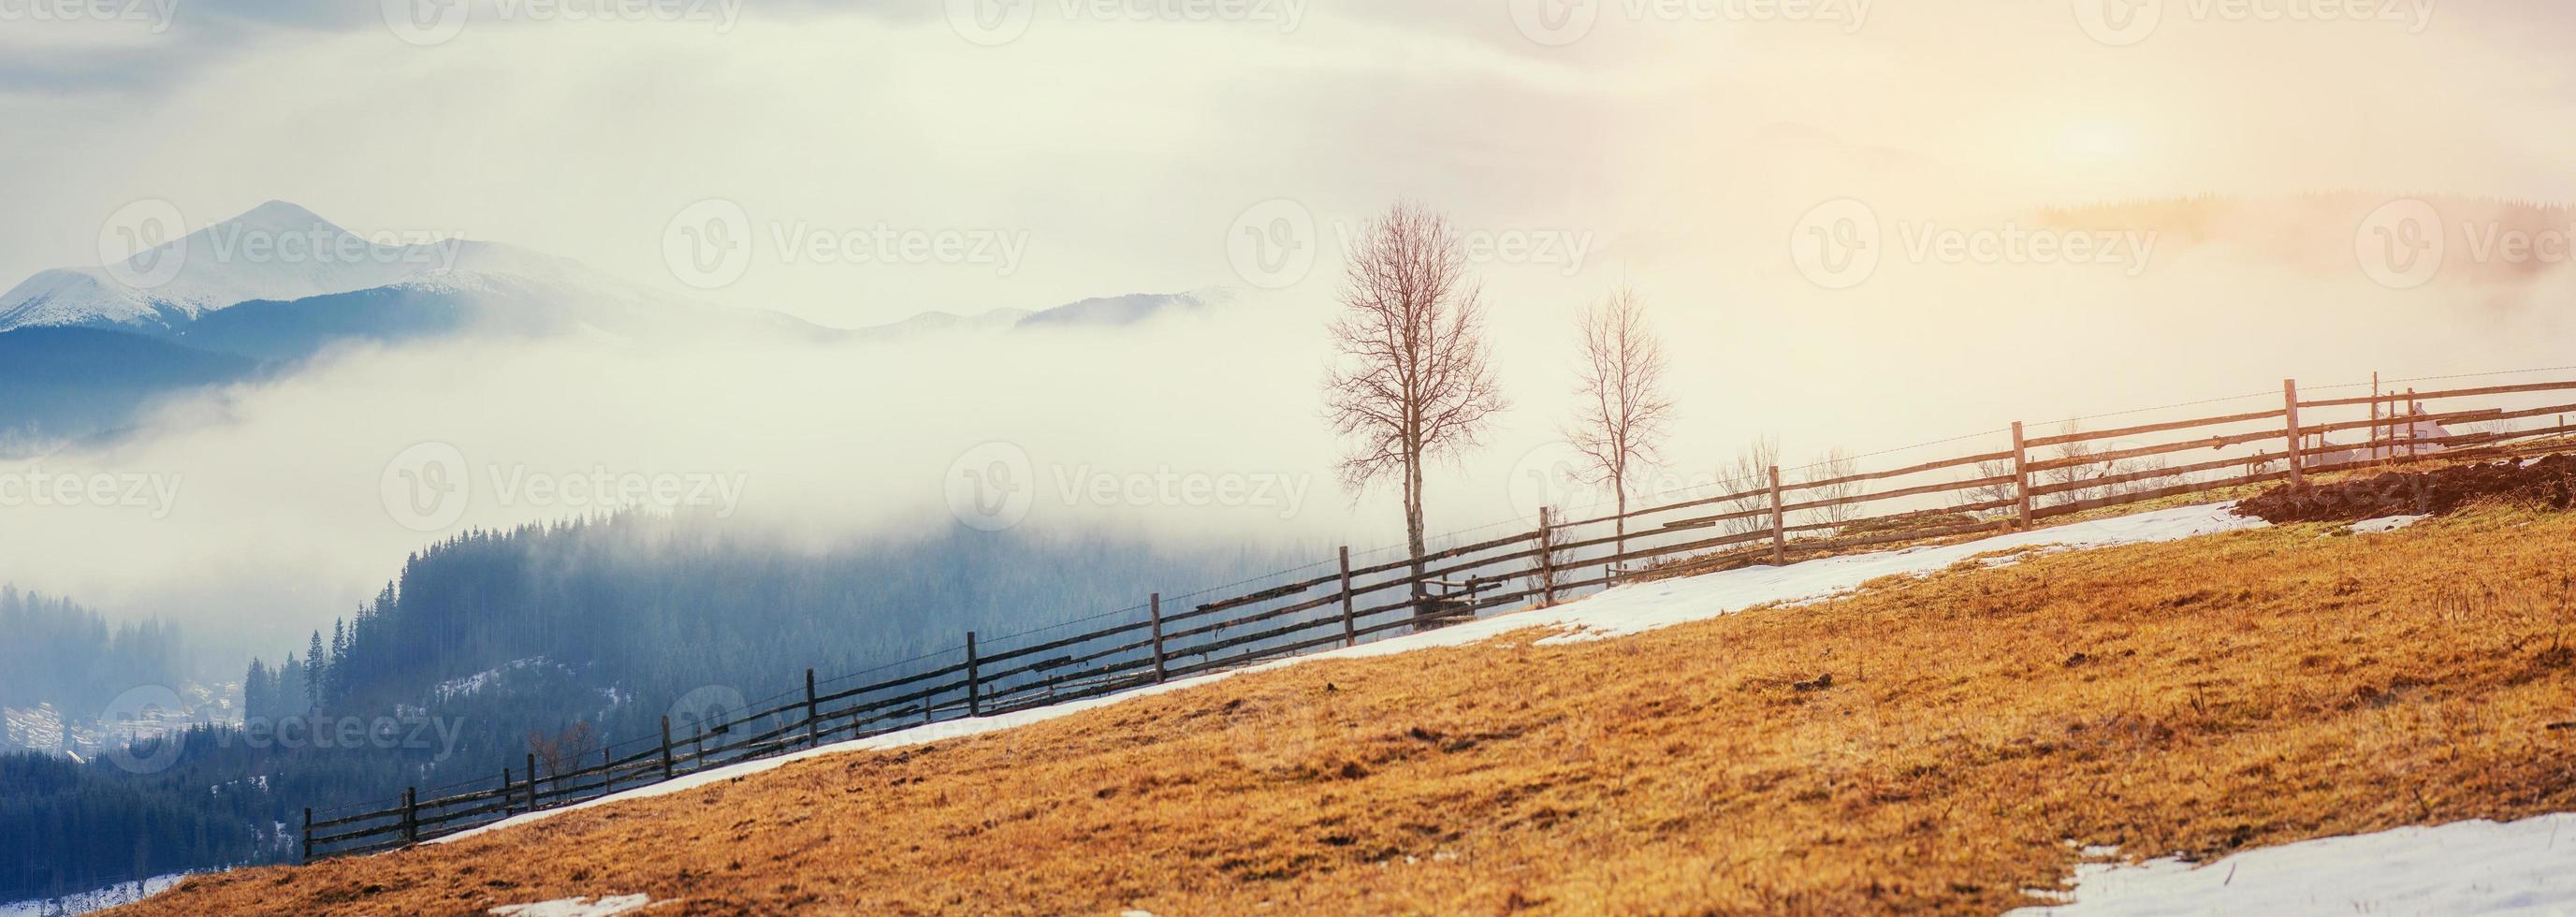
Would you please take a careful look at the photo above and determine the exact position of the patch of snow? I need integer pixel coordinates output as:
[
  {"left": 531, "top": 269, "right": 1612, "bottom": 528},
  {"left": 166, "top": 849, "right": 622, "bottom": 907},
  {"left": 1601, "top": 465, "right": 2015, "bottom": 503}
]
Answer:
[
  {"left": 488, "top": 894, "right": 652, "bottom": 916},
  {"left": 0, "top": 873, "right": 187, "bottom": 916},
  {"left": 2351, "top": 515, "right": 2427, "bottom": 534},
  {"left": 1521, "top": 503, "right": 2266, "bottom": 646},
  {"left": 434, "top": 503, "right": 2264, "bottom": 845},
  {"left": 2010, "top": 812, "right": 2576, "bottom": 916},
  {"left": 433, "top": 657, "right": 558, "bottom": 703}
]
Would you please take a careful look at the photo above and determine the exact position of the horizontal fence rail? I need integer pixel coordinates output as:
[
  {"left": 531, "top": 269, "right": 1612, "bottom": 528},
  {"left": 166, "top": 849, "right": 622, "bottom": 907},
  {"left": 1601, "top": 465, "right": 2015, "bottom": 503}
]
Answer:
[{"left": 300, "top": 371, "right": 2576, "bottom": 860}]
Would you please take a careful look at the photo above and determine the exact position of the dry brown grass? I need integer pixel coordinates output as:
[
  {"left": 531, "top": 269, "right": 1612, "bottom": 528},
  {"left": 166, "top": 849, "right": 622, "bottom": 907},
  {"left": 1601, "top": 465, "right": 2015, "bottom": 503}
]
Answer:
[{"left": 121, "top": 502, "right": 2576, "bottom": 916}]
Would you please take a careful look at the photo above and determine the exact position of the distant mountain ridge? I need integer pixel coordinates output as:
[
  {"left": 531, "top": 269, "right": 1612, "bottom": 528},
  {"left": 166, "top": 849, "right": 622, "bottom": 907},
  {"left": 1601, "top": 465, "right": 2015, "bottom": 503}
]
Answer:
[
  {"left": 1, "top": 200, "right": 463, "bottom": 334},
  {"left": 0, "top": 201, "right": 1242, "bottom": 450}
]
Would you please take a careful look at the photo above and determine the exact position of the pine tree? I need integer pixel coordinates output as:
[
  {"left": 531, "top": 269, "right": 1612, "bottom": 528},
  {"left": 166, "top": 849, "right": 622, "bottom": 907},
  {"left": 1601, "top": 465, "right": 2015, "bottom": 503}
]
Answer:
[
  {"left": 327, "top": 619, "right": 348, "bottom": 702},
  {"left": 242, "top": 660, "right": 269, "bottom": 720},
  {"left": 303, "top": 633, "right": 325, "bottom": 712}
]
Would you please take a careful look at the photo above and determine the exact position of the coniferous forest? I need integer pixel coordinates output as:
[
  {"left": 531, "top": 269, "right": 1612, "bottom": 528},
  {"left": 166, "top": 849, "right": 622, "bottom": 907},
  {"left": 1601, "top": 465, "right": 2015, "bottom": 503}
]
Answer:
[{"left": 1, "top": 515, "right": 1302, "bottom": 903}]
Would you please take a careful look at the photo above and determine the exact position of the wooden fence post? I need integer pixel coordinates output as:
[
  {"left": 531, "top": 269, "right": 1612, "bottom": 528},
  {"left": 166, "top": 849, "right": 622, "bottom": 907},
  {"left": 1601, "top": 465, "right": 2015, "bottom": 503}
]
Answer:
[
  {"left": 300, "top": 808, "right": 313, "bottom": 864},
  {"left": 1149, "top": 593, "right": 1168, "bottom": 683},
  {"left": 502, "top": 767, "right": 515, "bottom": 814},
  {"left": 2283, "top": 379, "right": 2307, "bottom": 488},
  {"left": 805, "top": 668, "right": 821, "bottom": 748},
  {"left": 600, "top": 748, "right": 611, "bottom": 795},
  {"left": 659, "top": 715, "right": 676, "bottom": 781},
  {"left": 526, "top": 752, "right": 540, "bottom": 811},
  {"left": 1337, "top": 546, "right": 1357, "bottom": 648},
  {"left": 2010, "top": 422, "right": 2034, "bottom": 530},
  {"left": 1536, "top": 506, "right": 1558, "bottom": 605},
  {"left": 2390, "top": 388, "right": 2410, "bottom": 460},
  {"left": 1767, "top": 466, "right": 1787, "bottom": 565},
  {"left": 965, "top": 632, "right": 981, "bottom": 718},
  {"left": 401, "top": 788, "right": 417, "bottom": 845}
]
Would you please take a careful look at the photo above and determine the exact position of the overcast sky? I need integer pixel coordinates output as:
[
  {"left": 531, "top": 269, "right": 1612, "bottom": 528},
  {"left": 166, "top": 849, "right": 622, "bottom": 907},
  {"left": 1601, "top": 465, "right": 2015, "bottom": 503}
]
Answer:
[
  {"left": 7, "top": 1, "right": 2576, "bottom": 645},
  {"left": 4, "top": 1, "right": 2574, "bottom": 328}
]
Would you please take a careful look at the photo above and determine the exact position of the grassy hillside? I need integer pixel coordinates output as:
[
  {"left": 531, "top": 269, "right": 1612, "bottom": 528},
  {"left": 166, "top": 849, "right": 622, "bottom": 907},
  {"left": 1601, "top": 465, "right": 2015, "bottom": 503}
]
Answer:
[{"left": 118, "top": 498, "right": 2576, "bottom": 914}]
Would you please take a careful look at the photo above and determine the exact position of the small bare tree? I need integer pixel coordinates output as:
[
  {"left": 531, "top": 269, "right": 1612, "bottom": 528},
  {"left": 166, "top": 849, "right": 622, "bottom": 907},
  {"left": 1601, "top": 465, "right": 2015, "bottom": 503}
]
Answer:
[
  {"left": 1798, "top": 446, "right": 1862, "bottom": 532},
  {"left": 525, "top": 721, "right": 597, "bottom": 780},
  {"left": 1960, "top": 458, "right": 2021, "bottom": 514},
  {"left": 2042, "top": 422, "right": 2184, "bottom": 508},
  {"left": 1324, "top": 200, "right": 1507, "bottom": 628},
  {"left": 1524, "top": 505, "right": 1575, "bottom": 606},
  {"left": 1718, "top": 436, "right": 1781, "bottom": 535},
  {"left": 1567, "top": 284, "right": 1673, "bottom": 559}
]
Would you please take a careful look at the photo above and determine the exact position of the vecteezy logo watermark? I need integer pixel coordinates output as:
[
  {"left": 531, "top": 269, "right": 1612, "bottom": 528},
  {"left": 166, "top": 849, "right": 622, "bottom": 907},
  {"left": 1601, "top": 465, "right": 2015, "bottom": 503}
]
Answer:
[
  {"left": 0, "top": 0, "right": 177, "bottom": 33},
  {"left": 1226, "top": 198, "right": 1317, "bottom": 290},
  {"left": 380, "top": 442, "right": 751, "bottom": 532},
  {"left": 383, "top": 442, "right": 472, "bottom": 532},
  {"left": 659, "top": 196, "right": 1032, "bottom": 290},
  {"left": 1510, "top": 0, "right": 1599, "bottom": 46},
  {"left": 1221, "top": 197, "right": 1598, "bottom": 289},
  {"left": 665, "top": 684, "right": 747, "bottom": 745},
  {"left": 1790, "top": 198, "right": 2158, "bottom": 288},
  {"left": 2073, "top": 0, "right": 2437, "bottom": 48},
  {"left": 1790, "top": 197, "right": 1881, "bottom": 290},
  {"left": 2356, "top": 197, "right": 2444, "bottom": 290},
  {"left": 944, "top": 0, "right": 1307, "bottom": 46},
  {"left": 98, "top": 198, "right": 188, "bottom": 290},
  {"left": 1510, "top": 0, "right": 1873, "bottom": 46},
  {"left": 381, "top": 0, "right": 747, "bottom": 47},
  {"left": 100, "top": 685, "right": 186, "bottom": 774},
  {"left": 0, "top": 466, "right": 184, "bottom": 519},
  {"left": 943, "top": 442, "right": 1312, "bottom": 531},
  {"left": 946, "top": 441, "right": 1037, "bottom": 531}
]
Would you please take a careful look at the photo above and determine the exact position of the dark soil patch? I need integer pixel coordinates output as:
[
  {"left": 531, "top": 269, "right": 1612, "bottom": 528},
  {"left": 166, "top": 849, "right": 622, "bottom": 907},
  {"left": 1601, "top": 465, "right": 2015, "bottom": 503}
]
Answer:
[{"left": 2235, "top": 455, "right": 2576, "bottom": 523}]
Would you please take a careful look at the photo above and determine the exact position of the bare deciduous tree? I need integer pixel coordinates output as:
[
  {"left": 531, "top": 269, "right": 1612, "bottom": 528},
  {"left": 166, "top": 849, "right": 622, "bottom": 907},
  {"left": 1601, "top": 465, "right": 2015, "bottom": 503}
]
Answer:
[
  {"left": 1324, "top": 200, "right": 1507, "bottom": 628},
  {"left": 1798, "top": 446, "right": 1861, "bottom": 532},
  {"left": 525, "top": 721, "right": 597, "bottom": 779},
  {"left": 1959, "top": 458, "right": 2021, "bottom": 514},
  {"left": 2041, "top": 422, "right": 2182, "bottom": 508},
  {"left": 1718, "top": 436, "right": 1782, "bottom": 536},
  {"left": 1567, "top": 284, "right": 1673, "bottom": 558}
]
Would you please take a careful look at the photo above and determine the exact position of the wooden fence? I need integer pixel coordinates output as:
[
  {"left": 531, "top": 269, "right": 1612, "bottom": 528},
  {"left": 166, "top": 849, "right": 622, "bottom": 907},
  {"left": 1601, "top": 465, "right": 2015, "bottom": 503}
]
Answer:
[{"left": 301, "top": 372, "right": 2576, "bottom": 860}]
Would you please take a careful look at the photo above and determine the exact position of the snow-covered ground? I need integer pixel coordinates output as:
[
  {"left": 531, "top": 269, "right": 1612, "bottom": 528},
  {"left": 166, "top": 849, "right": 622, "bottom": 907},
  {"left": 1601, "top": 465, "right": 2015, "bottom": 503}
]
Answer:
[
  {"left": 2011, "top": 813, "right": 2576, "bottom": 916},
  {"left": 2351, "top": 514, "right": 2428, "bottom": 534},
  {"left": 488, "top": 894, "right": 652, "bottom": 916},
  {"left": 433, "top": 657, "right": 562, "bottom": 703},
  {"left": 0, "top": 874, "right": 187, "bottom": 917},
  {"left": 436, "top": 502, "right": 2267, "bottom": 845}
]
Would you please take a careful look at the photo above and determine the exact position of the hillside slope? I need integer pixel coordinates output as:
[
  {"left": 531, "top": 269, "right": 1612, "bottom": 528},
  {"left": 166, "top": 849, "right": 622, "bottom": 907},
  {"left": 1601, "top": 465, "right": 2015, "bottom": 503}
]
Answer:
[{"left": 118, "top": 501, "right": 2576, "bottom": 914}]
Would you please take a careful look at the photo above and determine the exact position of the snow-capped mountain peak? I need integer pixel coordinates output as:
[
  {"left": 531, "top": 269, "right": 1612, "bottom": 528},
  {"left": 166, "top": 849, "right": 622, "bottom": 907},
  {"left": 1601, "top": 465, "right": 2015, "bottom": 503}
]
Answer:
[{"left": 0, "top": 201, "right": 466, "bottom": 334}]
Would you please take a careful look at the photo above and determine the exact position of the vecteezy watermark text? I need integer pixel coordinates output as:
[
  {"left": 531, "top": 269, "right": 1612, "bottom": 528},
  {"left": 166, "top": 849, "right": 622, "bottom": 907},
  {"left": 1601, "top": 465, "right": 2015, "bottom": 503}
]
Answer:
[
  {"left": 382, "top": 0, "right": 747, "bottom": 47},
  {"left": 1512, "top": 0, "right": 1874, "bottom": 47},
  {"left": 0, "top": 0, "right": 176, "bottom": 31},
  {"left": 945, "top": 0, "right": 1308, "bottom": 46},
  {"left": 661, "top": 197, "right": 1031, "bottom": 290},
  {"left": 2073, "top": 0, "right": 2437, "bottom": 48},
  {"left": 944, "top": 442, "right": 1312, "bottom": 531},
  {"left": 1790, "top": 197, "right": 2159, "bottom": 289},
  {"left": 95, "top": 198, "right": 467, "bottom": 291},
  {"left": 2354, "top": 197, "right": 2576, "bottom": 290},
  {"left": 381, "top": 442, "right": 751, "bottom": 532},
  {"left": 1224, "top": 197, "right": 1596, "bottom": 289},
  {"left": 0, "top": 467, "right": 183, "bottom": 519}
]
